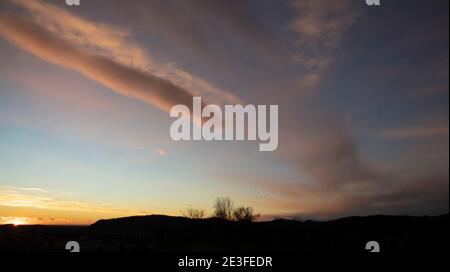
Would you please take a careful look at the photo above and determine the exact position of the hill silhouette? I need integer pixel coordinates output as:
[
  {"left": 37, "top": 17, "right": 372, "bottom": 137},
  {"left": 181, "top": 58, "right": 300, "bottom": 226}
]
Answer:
[
  {"left": 88, "top": 214, "right": 448, "bottom": 252},
  {"left": 0, "top": 214, "right": 447, "bottom": 252}
]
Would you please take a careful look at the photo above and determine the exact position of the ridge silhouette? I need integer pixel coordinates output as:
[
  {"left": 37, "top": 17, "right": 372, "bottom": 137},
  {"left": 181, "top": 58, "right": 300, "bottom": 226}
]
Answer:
[{"left": 1, "top": 214, "right": 446, "bottom": 252}]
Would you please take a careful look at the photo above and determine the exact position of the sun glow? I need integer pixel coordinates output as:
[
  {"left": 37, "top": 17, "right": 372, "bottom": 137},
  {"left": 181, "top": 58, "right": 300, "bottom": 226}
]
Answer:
[{"left": 8, "top": 218, "right": 25, "bottom": 226}]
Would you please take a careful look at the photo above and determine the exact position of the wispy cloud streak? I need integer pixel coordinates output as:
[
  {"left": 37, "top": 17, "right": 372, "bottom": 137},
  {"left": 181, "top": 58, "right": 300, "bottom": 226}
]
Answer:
[
  {"left": 380, "top": 125, "right": 449, "bottom": 139},
  {"left": 1, "top": 0, "right": 241, "bottom": 111},
  {"left": 0, "top": 12, "right": 196, "bottom": 112},
  {"left": 0, "top": 185, "right": 146, "bottom": 215}
]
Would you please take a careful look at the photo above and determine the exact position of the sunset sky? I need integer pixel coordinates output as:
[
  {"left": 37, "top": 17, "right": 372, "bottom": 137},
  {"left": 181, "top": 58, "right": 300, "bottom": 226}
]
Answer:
[{"left": 0, "top": 0, "right": 448, "bottom": 225}]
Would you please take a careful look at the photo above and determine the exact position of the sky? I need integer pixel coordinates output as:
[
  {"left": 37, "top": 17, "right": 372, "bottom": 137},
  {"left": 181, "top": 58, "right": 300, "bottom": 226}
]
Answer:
[{"left": 0, "top": 0, "right": 448, "bottom": 225}]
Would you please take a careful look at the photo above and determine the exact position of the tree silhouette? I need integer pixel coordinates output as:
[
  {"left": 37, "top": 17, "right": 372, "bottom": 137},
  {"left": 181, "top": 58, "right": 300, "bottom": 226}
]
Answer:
[
  {"left": 233, "top": 206, "right": 259, "bottom": 222},
  {"left": 214, "top": 198, "right": 259, "bottom": 222},
  {"left": 214, "top": 197, "right": 234, "bottom": 220},
  {"left": 183, "top": 208, "right": 205, "bottom": 219}
]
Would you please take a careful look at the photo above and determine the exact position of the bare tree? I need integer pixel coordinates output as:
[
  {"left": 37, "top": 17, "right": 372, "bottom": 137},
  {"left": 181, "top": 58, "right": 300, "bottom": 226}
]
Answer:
[
  {"left": 183, "top": 208, "right": 205, "bottom": 219},
  {"left": 233, "top": 206, "right": 260, "bottom": 222},
  {"left": 214, "top": 197, "right": 234, "bottom": 220}
]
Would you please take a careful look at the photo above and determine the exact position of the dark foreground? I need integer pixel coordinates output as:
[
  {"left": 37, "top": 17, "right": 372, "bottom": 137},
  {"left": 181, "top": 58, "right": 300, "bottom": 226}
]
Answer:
[{"left": 0, "top": 214, "right": 447, "bottom": 252}]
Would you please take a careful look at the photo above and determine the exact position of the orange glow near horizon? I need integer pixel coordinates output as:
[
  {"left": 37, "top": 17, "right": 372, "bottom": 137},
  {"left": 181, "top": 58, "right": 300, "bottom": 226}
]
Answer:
[
  {"left": 7, "top": 217, "right": 26, "bottom": 226},
  {"left": 0, "top": 215, "right": 90, "bottom": 226}
]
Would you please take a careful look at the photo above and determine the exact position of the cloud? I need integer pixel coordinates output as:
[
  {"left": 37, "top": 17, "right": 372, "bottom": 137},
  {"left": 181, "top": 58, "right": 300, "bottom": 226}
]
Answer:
[
  {"left": 282, "top": 0, "right": 392, "bottom": 195},
  {"left": 380, "top": 125, "right": 449, "bottom": 139},
  {"left": 10, "top": 0, "right": 149, "bottom": 70},
  {"left": 256, "top": 111, "right": 448, "bottom": 218},
  {"left": 290, "top": 0, "right": 357, "bottom": 48},
  {"left": 0, "top": 185, "right": 146, "bottom": 215},
  {"left": 157, "top": 149, "right": 166, "bottom": 156},
  {"left": 275, "top": 1, "right": 372, "bottom": 195},
  {"left": 290, "top": 0, "right": 358, "bottom": 91},
  {"left": 0, "top": 13, "right": 197, "bottom": 112},
  {"left": 0, "top": 216, "right": 67, "bottom": 225},
  {"left": 280, "top": 108, "right": 380, "bottom": 190},
  {"left": 2, "top": 186, "right": 49, "bottom": 193},
  {"left": 0, "top": 216, "right": 68, "bottom": 225},
  {"left": 2, "top": 0, "right": 242, "bottom": 107},
  {"left": 262, "top": 1, "right": 448, "bottom": 219},
  {"left": 267, "top": 106, "right": 445, "bottom": 218},
  {"left": 274, "top": 0, "right": 372, "bottom": 197},
  {"left": 254, "top": 172, "right": 448, "bottom": 220}
]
